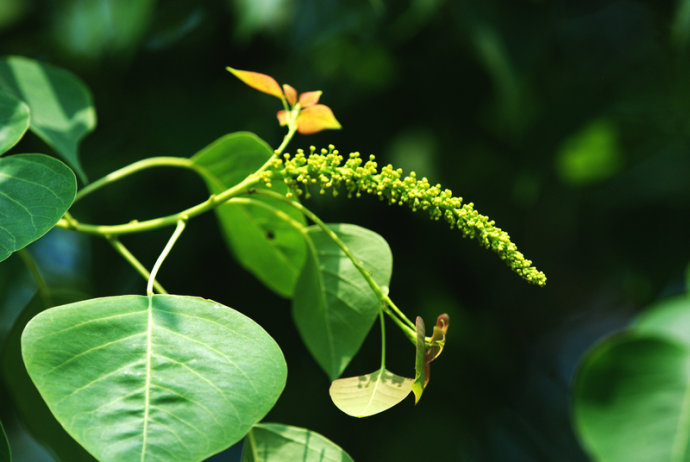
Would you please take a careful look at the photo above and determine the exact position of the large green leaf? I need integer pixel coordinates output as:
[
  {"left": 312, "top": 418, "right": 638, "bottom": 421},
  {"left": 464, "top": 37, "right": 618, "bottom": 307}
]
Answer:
[
  {"left": 293, "top": 224, "right": 393, "bottom": 380},
  {"left": 0, "top": 419, "right": 10, "bottom": 462},
  {"left": 192, "top": 132, "right": 307, "bottom": 298},
  {"left": 21, "top": 294, "right": 287, "bottom": 462},
  {"left": 1, "top": 292, "right": 95, "bottom": 462},
  {"left": 0, "top": 56, "right": 96, "bottom": 182},
  {"left": 0, "top": 154, "right": 77, "bottom": 262},
  {"left": 573, "top": 332, "right": 690, "bottom": 462},
  {"left": 329, "top": 368, "right": 413, "bottom": 418},
  {"left": 634, "top": 295, "right": 690, "bottom": 346},
  {"left": 242, "top": 423, "right": 353, "bottom": 462},
  {"left": 0, "top": 91, "right": 29, "bottom": 155}
]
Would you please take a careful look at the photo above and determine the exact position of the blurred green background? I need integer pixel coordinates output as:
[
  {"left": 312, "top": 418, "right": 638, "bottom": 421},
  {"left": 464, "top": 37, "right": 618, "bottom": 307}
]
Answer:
[{"left": 2, "top": 0, "right": 690, "bottom": 460}]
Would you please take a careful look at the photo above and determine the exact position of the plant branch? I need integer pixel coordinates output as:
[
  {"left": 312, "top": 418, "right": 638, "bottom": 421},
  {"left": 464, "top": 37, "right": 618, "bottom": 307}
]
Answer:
[
  {"left": 106, "top": 236, "right": 168, "bottom": 294},
  {"left": 147, "top": 219, "right": 186, "bottom": 296}
]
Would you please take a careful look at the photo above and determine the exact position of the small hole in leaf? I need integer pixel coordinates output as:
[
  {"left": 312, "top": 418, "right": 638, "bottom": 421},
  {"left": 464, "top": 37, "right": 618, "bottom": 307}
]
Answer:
[{"left": 266, "top": 231, "right": 275, "bottom": 240}]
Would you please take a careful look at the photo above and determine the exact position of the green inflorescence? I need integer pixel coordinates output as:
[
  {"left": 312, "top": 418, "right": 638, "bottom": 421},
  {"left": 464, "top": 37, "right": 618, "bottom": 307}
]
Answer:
[{"left": 263, "top": 145, "right": 547, "bottom": 286}]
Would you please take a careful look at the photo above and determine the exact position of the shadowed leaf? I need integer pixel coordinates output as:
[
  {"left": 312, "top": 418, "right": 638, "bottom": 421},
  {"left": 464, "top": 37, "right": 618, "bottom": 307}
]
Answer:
[
  {"left": 242, "top": 423, "right": 353, "bottom": 462},
  {"left": 0, "top": 154, "right": 76, "bottom": 262},
  {"left": 0, "top": 91, "right": 29, "bottom": 155}
]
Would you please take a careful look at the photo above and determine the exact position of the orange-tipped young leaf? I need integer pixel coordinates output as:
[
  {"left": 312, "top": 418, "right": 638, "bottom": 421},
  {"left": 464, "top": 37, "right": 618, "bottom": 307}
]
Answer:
[
  {"left": 276, "top": 110, "right": 289, "bottom": 126},
  {"left": 283, "top": 84, "right": 298, "bottom": 105},
  {"left": 226, "top": 66, "right": 284, "bottom": 99},
  {"left": 298, "top": 90, "right": 322, "bottom": 107},
  {"left": 296, "top": 104, "right": 342, "bottom": 135}
]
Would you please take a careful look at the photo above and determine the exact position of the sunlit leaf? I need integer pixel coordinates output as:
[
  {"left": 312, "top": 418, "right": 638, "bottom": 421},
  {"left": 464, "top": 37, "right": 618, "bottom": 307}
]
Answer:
[
  {"left": 574, "top": 332, "right": 690, "bottom": 462},
  {"left": 282, "top": 84, "right": 297, "bottom": 106},
  {"left": 329, "top": 368, "right": 413, "bottom": 417},
  {"left": 0, "top": 56, "right": 96, "bottom": 182},
  {"left": 298, "top": 91, "right": 322, "bottom": 108},
  {"left": 21, "top": 294, "right": 287, "bottom": 462},
  {"left": 412, "top": 316, "right": 426, "bottom": 404},
  {"left": 192, "top": 132, "right": 307, "bottom": 297},
  {"left": 227, "top": 66, "right": 284, "bottom": 99},
  {"left": 634, "top": 295, "right": 690, "bottom": 346},
  {"left": 0, "top": 91, "right": 29, "bottom": 155},
  {"left": 296, "top": 104, "right": 341, "bottom": 135},
  {"left": 293, "top": 224, "right": 392, "bottom": 380},
  {"left": 242, "top": 423, "right": 354, "bottom": 462},
  {"left": 0, "top": 154, "right": 77, "bottom": 262},
  {"left": 0, "top": 419, "right": 10, "bottom": 462}
]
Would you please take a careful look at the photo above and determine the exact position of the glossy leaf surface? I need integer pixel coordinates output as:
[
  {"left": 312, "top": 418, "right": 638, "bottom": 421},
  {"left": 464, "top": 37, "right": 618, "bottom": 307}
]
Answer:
[
  {"left": 22, "top": 295, "right": 287, "bottom": 462},
  {"left": 0, "top": 56, "right": 96, "bottom": 182},
  {"left": 293, "top": 224, "right": 392, "bottom": 380},
  {"left": 0, "top": 91, "right": 29, "bottom": 155},
  {"left": 0, "top": 154, "right": 76, "bottom": 262},
  {"left": 329, "top": 368, "right": 413, "bottom": 417},
  {"left": 0, "top": 420, "right": 10, "bottom": 462},
  {"left": 242, "top": 423, "right": 353, "bottom": 462},
  {"left": 192, "top": 132, "right": 307, "bottom": 297},
  {"left": 574, "top": 332, "right": 690, "bottom": 462}
]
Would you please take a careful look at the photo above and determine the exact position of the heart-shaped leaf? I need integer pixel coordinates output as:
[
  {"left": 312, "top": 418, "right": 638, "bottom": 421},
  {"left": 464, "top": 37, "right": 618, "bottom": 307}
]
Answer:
[
  {"left": 329, "top": 368, "right": 413, "bottom": 417},
  {"left": 293, "top": 224, "right": 393, "bottom": 380},
  {"left": 0, "top": 154, "right": 77, "bottom": 262},
  {"left": 21, "top": 294, "right": 287, "bottom": 462},
  {"left": 242, "top": 423, "right": 354, "bottom": 462},
  {"left": 192, "top": 132, "right": 307, "bottom": 298},
  {"left": 0, "top": 419, "right": 10, "bottom": 462},
  {"left": 0, "top": 56, "right": 96, "bottom": 182},
  {"left": 0, "top": 91, "right": 29, "bottom": 155}
]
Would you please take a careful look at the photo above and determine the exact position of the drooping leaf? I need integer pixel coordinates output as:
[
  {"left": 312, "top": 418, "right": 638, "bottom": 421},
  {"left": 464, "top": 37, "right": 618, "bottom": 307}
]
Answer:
[
  {"left": 573, "top": 332, "right": 690, "bottom": 462},
  {"left": 0, "top": 154, "right": 77, "bottom": 262},
  {"left": 296, "top": 104, "right": 342, "bottom": 135},
  {"left": 192, "top": 132, "right": 307, "bottom": 297},
  {"left": 329, "top": 368, "right": 413, "bottom": 417},
  {"left": 298, "top": 91, "right": 322, "bottom": 108},
  {"left": 21, "top": 294, "right": 287, "bottom": 462},
  {"left": 0, "top": 419, "right": 10, "bottom": 462},
  {"left": 293, "top": 224, "right": 392, "bottom": 380},
  {"left": 226, "top": 67, "right": 284, "bottom": 99},
  {"left": 0, "top": 91, "right": 29, "bottom": 155},
  {"left": 0, "top": 56, "right": 96, "bottom": 182},
  {"left": 1, "top": 291, "right": 95, "bottom": 462},
  {"left": 242, "top": 423, "right": 354, "bottom": 462},
  {"left": 412, "top": 316, "right": 426, "bottom": 404}
]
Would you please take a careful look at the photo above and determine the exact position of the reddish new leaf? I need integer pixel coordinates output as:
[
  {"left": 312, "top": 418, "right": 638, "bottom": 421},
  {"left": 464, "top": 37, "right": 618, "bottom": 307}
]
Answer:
[
  {"left": 283, "top": 84, "right": 298, "bottom": 106},
  {"left": 226, "top": 67, "right": 283, "bottom": 99},
  {"left": 276, "top": 110, "right": 289, "bottom": 126},
  {"left": 296, "top": 104, "right": 342, "bottom": 135},
  {"left": 298, "top": 90, "right": 322, "bottom": 108}
]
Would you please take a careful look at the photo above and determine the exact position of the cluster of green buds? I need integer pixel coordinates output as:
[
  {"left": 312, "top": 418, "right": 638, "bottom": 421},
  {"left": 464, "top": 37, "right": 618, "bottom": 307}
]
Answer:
[{"left": 263, "top": 145, "right": 547, "bottom": 286}]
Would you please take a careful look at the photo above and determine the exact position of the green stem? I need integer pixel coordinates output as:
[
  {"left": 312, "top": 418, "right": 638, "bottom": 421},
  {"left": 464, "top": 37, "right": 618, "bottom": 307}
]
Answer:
[
  {"left": 379, "top": 308, "right": 386, "bottom": 370},
  {"left": 147, "top": 219, "right": 187, "bottom": 296},
  {"left": 250, "top": 188, "right": 417, "bottom": 339},
  {"left": 17, "top": 249, "right": 52, "bottom": 306},
  {"left": 106, "top": 237, "right": 168, "bottom": 294},
  {"left": 75, "top": 157, "right": 217, "bottom": 203},
  {"left": 57, "top": 172, "right": 263, "bottom": 235}
]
